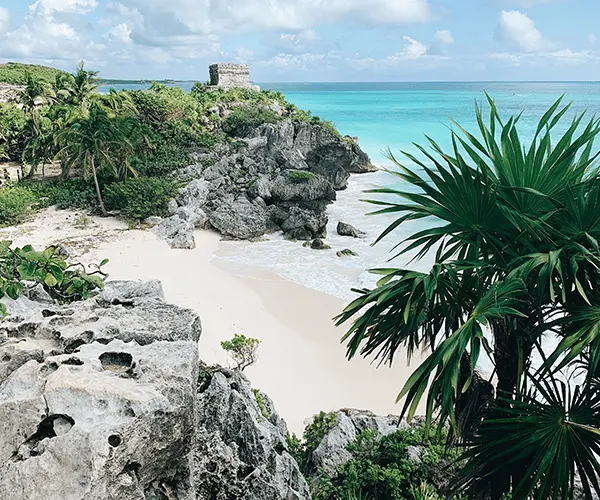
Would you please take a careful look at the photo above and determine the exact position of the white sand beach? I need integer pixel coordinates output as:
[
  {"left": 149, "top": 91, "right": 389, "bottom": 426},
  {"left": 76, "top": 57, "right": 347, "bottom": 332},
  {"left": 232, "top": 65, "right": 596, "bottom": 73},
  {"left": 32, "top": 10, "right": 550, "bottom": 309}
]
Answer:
[{"left": 0, "top": 207, "right": 420, "bottom": 433}]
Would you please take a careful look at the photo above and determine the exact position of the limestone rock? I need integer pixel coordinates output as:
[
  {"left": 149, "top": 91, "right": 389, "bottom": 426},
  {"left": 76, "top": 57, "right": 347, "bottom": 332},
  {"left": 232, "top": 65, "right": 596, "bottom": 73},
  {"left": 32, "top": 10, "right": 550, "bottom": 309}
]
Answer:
[
  {"left": 310, "top": 239, "right": 330, "bottom": 250},
  {"left": 154, "top": 216, "right": 196, "bottom": 249},
  {"left": 194, "top": 365, "right": 311, "bottom": 500},
  {"left": 310, "top": 409, "right": 405, "bottom": 474},
  {"left": 336, "top": 249, "right": 358, "bottom": 257},
  {"left": 209, "top": 196, "right": 271, "bottom": 240},
  {"left": 337, "top": 221, "right": 365, "bottom": 238},
  {"left": 276, "top": 206, "right": 328, "bottom": 241},
  {"left": 142, "top": 216, "right": 163, "bottom": 227},
  {"left": 0, "top": 280, "right": 202, "bottom": 500}
]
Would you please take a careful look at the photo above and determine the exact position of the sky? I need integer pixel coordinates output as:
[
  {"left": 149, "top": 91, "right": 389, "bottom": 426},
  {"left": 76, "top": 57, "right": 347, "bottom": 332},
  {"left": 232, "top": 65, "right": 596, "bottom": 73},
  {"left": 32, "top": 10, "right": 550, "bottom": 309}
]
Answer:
[{"left": 0, "top": 0, "right": 599, "bottom": 82}]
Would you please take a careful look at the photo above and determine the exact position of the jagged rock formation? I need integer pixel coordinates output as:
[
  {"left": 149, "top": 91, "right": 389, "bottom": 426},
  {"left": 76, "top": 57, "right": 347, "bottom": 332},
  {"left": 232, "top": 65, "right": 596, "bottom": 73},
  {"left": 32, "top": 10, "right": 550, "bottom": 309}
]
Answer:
[
  {"left": 195, "top": 365, "right": 311, "bottom": 499},
  {"left": 157, "top": 119, "right": 375, "bottom": 246},
  {"left": 0, "top": 281, "right": 309, "bottom": 500}
]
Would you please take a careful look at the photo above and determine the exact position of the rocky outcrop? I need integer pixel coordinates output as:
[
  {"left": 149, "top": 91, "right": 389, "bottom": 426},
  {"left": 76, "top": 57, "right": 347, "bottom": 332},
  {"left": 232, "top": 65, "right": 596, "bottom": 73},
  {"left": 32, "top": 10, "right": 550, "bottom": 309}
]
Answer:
[
  {"left": 156, "top": 119, "right": 375, "bottom": 247},
  {"left": 0, "top": 281, "right": 308, "bottom": 499},
  {"left": 195, "top": 365, "right": 311, "bottom": 499},
  {"left": 308, "top": 409, "right": 405, "bottom": 475},
  {"left": 0, "top": 84, "right": 23, "bottom": 104}
]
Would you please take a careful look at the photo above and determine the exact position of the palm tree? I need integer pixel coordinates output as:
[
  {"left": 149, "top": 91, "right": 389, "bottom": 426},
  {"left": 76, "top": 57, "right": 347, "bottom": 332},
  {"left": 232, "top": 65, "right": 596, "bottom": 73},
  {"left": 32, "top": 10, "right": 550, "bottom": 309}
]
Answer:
[
  {"left": 99, "top": 88, "right": 137, "bottom": 117},
  {"left": 337, "top": 95, "right": 600, "bottom": 499},
  {"left": 20, "top": 73, "right": 48, "bottom": 136},
  {"left": 70, "top": 61, "right": 99, "bottom": 112},
  {"left": 56, "top": 103, "right": 132, "bottom": 215}
]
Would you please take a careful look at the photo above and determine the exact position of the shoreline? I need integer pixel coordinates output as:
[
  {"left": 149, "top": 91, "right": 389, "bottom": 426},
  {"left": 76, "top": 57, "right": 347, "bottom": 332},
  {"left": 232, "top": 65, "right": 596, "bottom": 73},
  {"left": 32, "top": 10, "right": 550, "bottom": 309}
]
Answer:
[{"left": 0, "top": 207, "right": 419, "bottom": 433}]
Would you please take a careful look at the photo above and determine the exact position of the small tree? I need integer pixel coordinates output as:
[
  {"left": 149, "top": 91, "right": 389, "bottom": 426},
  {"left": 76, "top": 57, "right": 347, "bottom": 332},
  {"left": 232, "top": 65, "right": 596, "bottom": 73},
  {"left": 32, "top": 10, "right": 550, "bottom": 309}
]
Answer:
[{"left": 221, "top": 334, "right": 261, "bottom": 371}]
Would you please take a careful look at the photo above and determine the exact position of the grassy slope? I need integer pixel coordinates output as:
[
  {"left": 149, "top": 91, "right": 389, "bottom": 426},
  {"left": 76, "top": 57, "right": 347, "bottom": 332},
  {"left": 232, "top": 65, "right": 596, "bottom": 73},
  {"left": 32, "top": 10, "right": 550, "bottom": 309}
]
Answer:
[{"left": 0, "top": 62, "right": 68, "bottom": 85}]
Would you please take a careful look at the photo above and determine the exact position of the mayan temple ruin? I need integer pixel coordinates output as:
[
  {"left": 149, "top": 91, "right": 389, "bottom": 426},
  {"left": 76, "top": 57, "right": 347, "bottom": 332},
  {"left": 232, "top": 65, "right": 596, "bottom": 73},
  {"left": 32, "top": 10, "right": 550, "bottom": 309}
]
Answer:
[{"left": 209, "top": 63, "right": 257, "bottom": 89}]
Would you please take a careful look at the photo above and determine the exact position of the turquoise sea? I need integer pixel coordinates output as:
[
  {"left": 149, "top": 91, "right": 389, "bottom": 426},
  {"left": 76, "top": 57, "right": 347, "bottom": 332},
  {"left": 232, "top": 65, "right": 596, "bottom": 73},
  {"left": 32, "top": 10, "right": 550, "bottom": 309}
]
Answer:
[{"left": 100, "top": 82, "right": 600, "bottom": 300}]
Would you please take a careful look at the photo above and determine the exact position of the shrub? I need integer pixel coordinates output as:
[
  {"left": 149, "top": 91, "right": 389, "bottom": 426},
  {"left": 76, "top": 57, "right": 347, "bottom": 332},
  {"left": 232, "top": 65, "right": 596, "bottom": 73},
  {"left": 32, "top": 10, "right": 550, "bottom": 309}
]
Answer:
[
  {"left": 312, "top": 426, "right": 461, "bottom": 500},
  {"left": 0, "top": 62, "right": 67, "bottom": 85},
  {"left": 222, "top": 106, "right": 280, "bottom": 135},
  {"left": 0, "top": 103, "right": 29, "bottom": 161},
  {"left": 0, "top": 241, "right": 107, "bottom": 317},
  {"left": 0, "top": 186, "right": 37, "bottom": 226},
  {"left": 287, "top": 170, "right": 315, "bottom": 184},
  {"left": 50, "top": 178, "right": 99, "bottom": 210},
  {"left": 221, "top": 333, "right": 261, "bottom": 371},
  {"left": 134, "top": 143, "right": 191, "bottom": 177},
  {"left": 104, "top": 177, "right": 177, "bottom": 221}
]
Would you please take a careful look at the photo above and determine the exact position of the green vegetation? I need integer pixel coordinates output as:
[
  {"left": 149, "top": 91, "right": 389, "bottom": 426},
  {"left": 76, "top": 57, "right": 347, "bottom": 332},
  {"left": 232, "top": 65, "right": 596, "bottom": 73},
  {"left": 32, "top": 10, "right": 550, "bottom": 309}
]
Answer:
[
  {"left": 0, "top": 62, "right": 343, "bottom": 228},
  {"left": 0, "top": 62, "right": 67, "bottom": 85},
  {"left": 287, "top": 170, "right": 315, "bottom": 183},
  {"left": 313, "top": 427, "right": 460, "bottom": 500},
  {"left": 223, "top": 105, "right": 280, "bottom": 134},
  {"left": 290, "top": 411, "right": 337, "bottom": 475},
  {"left": 0, "top": 241, "right": 107, "bottom": 317},
  {"left": 104, "top": 177, "right": 177, "bottom": 221},
  {"left": 252, "top": 388, "right": 271, "bottom": 420},
  {"left": 221, "top": 333, "right": 261, "bottom": 371},
  {"left": 0, "top": 185, "right": 37, "bottom": 226},
  {"left": 337, "top": 95, "right": 600, "bottom": 499}
]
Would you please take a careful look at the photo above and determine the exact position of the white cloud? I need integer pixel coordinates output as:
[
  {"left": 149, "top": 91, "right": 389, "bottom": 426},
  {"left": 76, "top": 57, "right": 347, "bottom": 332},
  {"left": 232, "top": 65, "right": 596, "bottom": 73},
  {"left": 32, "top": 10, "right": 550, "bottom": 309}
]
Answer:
[
  {"left": 496, "top": 10, "right": 553, "bottom": 52},
  {"left": 490, "top": 48, "right": 599, "bottom": 66},
  {"left": 0, "top": 8, "right": 9, "bottom": 35},
  {"left": 106, "top": 23, "right": 132, "bottom": 44},
  {"left": 29, "top": 0, "right": 98, "bottom": 15},
  {"left": 435, "top": 29, "right": 454, "bottom": 45},
  {"left": 401, "top": 36, "right": 428, "bottom": 59},
  {"left": 111, "top": 0, "right": 431, "bottom": 47}
]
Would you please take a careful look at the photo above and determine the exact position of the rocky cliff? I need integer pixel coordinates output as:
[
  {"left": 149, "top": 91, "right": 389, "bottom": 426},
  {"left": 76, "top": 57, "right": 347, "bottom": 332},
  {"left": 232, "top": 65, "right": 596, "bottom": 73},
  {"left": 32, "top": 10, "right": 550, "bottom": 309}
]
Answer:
[
  {"left": 155, "top": 119, "right": 376, "bottom": 248},
  {"left": 0, "top": 281, "right": 310, "bottom": 499},
  {"left": 0, "top": 83, "right": 23, "bottom": 103}
]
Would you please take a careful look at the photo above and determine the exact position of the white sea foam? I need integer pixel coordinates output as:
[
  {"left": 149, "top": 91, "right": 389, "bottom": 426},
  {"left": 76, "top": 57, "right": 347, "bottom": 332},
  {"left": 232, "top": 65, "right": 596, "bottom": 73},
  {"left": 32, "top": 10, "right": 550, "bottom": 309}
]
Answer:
[{"left": 214, "top": 170, "right": 435, "bottom": 302}]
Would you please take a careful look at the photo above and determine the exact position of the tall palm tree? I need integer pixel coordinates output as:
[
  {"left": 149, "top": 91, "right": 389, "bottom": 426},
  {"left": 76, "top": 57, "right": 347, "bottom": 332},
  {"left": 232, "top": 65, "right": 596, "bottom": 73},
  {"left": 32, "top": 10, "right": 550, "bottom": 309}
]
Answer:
[
  {"left": 20, "top": 73, "right": 48, "bottom": 136},
  {"left": 99, "top": 88, "right": 137, "bottom": 117},
  {"left": 337, "top": 95, "right": 600, "bottom": 499},
  {"left": 70, "top": 61, "right": 99, "bottom": 112},
  {"left": 56, "top": 103, "right": 131, "bottom": 215}
]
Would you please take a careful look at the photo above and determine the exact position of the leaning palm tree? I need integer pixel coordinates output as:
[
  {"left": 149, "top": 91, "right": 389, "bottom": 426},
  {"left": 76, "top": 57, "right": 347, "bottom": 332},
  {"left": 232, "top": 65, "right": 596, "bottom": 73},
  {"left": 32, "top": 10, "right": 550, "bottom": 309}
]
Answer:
[
  {"left": 60, "top": 61, "right": 99, "bottom": 113},
  {"left": 56, "top": 103, "right": 131, "bottom": 215},
  {"left": 337, "top": 95, "right": 600, "bottom": 499},
  {"left": 20, "top": 73, "right": 48, "bottom": 136},
  {"left": 99, "top": 88, "right": 138, "bottom": 117}
]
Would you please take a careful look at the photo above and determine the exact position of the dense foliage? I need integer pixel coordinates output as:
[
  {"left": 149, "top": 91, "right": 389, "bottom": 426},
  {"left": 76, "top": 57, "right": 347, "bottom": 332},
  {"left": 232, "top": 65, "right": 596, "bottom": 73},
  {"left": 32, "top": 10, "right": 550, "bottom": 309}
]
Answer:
[
  {"left": 337, "top": 95, "right": 600, "bottom": 499},
  {"left": 0, "top": 62, "right": 343, "bottom": 225},
  {"left": 104, "top": 177, "right": 177, "bottom": 221},
  {"left": 0, "top": 62, "right": 67, "bottom": 85},
  {"left": 0, "top": 241, "right": 107, "bottom": 317}
]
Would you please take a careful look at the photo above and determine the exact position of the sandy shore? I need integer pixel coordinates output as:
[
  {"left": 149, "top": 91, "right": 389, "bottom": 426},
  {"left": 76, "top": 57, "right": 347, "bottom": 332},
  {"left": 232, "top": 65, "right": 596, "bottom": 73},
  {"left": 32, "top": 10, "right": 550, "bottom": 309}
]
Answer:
[{"left": 0, "top": 207, "right": 420, "bottom": 433}]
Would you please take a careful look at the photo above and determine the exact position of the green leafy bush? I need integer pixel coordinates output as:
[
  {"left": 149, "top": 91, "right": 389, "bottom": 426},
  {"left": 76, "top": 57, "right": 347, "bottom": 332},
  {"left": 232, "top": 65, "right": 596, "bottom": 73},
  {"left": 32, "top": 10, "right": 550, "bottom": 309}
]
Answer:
[
  {"left": 192, "top": 85, "right": 287, "bottom": 112},
  {"left": 0, "top": 186, "right": 37, "bottom": 226},
  {"left": 104, "top": 177, "right": 177, "bottom": 221},
  {"left": 50, "top": 178, "right": 99, "bottom": 210},
  {"left": 311, "top": 425, "right": 461, "bottom": 500},
  {"left": 222, "top": 106, "right": 280, "bottom": 135},
  {"left": 134, "top": 143, "right": 191, "bottom": 177},
  {"left": 0, "top": 241, "right": 107, "bottom": 317},
  {"left": 221, "top": 333, "right": 261, "bottom": 371},
  {"left": 0, "top": 103, "right": 29, "bottom": 161},
  {"left": 290, "top": 411, "right": 338, "bottom": 475}
]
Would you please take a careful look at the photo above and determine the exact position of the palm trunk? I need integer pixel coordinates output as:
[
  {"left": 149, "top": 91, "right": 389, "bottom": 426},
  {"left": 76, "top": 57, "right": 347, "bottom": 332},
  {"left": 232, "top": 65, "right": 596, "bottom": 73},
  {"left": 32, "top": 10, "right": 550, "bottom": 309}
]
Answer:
[{"left": 90, "top": 153, "right": 107, "bottom": 216}]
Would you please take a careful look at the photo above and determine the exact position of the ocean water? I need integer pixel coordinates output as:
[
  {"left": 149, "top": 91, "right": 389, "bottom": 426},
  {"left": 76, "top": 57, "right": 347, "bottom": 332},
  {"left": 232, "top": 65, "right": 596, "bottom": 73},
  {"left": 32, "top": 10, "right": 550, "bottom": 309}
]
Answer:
[
  {"left": 214, "top": 82, "right": 600, "bottom": 301},
  {"left": 100, "top": 81, "right": 600, "bottom": 300}
]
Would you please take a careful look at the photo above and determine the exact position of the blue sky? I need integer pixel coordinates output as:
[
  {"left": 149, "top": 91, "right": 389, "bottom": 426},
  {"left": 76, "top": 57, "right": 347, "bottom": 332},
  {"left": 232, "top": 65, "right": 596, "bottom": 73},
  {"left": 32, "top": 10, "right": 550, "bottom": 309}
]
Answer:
[{"left": 0, "top": 0, "right": 598, "bottom": 82}]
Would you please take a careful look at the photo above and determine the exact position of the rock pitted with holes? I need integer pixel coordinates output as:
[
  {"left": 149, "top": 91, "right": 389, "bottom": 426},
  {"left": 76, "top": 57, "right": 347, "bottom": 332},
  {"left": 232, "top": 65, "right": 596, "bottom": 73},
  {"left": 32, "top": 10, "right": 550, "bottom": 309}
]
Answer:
[
  {"left": 0, "top": 281, "right": 310, "bottom": 500},
  {"left": 0, "top": 281, "right": 201, "bottom": 499}
]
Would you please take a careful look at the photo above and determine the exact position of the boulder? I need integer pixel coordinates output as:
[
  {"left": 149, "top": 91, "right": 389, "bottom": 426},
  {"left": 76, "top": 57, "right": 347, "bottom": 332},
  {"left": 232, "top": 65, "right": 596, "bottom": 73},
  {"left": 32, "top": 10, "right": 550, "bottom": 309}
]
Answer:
[
  {"left": 154, "top": 216, "right": 196, "bottom": 249},
  {"left": 194, "top": 365, "right": 311, "bottom": 499},
  {"left": 209, "top": 197, "right": 271, "bottom": 240},
  {"left": 269, "top": 170, "right": 336, "bottom": 203},
  {"left": 310, "top": 239, "right": 330, "bottom": 250},
  {"left": 0, "top": 280, "right": 202, "bottom": 500},
  {"left": 337, "top": 221, "right": 365, "bottom": 238},
  {"left": 276, "top": 205, "right": 328, "bottom": 241},
  {"left": 337, "top": 249, "right": 358, "bottom": 257}
]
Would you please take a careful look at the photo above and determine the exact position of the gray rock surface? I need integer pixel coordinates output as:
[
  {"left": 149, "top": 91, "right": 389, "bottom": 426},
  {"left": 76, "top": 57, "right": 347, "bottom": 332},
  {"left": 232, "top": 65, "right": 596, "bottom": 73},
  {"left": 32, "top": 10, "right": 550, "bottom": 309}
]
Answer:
[
  {"left": 310, "top": 409, "right": 406, "bottom": 475},
  {"left": 0, "top": 280, "right": 202, "bottom": 500},
  {"left": 165, "top": 118, "right": 374, "bottom": 245},
  {"left": 337, "top": 221, "right": 365, "bottom": 238},
  {"left": 154, "top": 216, "right": 196, "bottom": 249},
  {"left": 0, "top": 83, "right": 24, "bottom": 103},
  {"left": 194, "top": 365, "right": 311, "bottom": 499}
]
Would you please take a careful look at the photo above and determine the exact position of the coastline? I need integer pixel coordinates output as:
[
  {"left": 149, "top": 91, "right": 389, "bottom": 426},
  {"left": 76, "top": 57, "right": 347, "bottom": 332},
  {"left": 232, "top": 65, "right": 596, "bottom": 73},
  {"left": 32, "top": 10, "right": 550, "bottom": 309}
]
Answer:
[{"left": 0, "top": 207, "right": 419, "bottom": 433}]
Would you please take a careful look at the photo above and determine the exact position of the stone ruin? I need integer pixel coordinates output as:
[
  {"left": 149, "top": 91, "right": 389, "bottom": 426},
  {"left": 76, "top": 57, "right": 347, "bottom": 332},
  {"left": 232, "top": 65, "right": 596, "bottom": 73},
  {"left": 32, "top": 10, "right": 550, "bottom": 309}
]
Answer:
[{"left": 209, "top": 63, "right": 258, "bottom": 89}]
